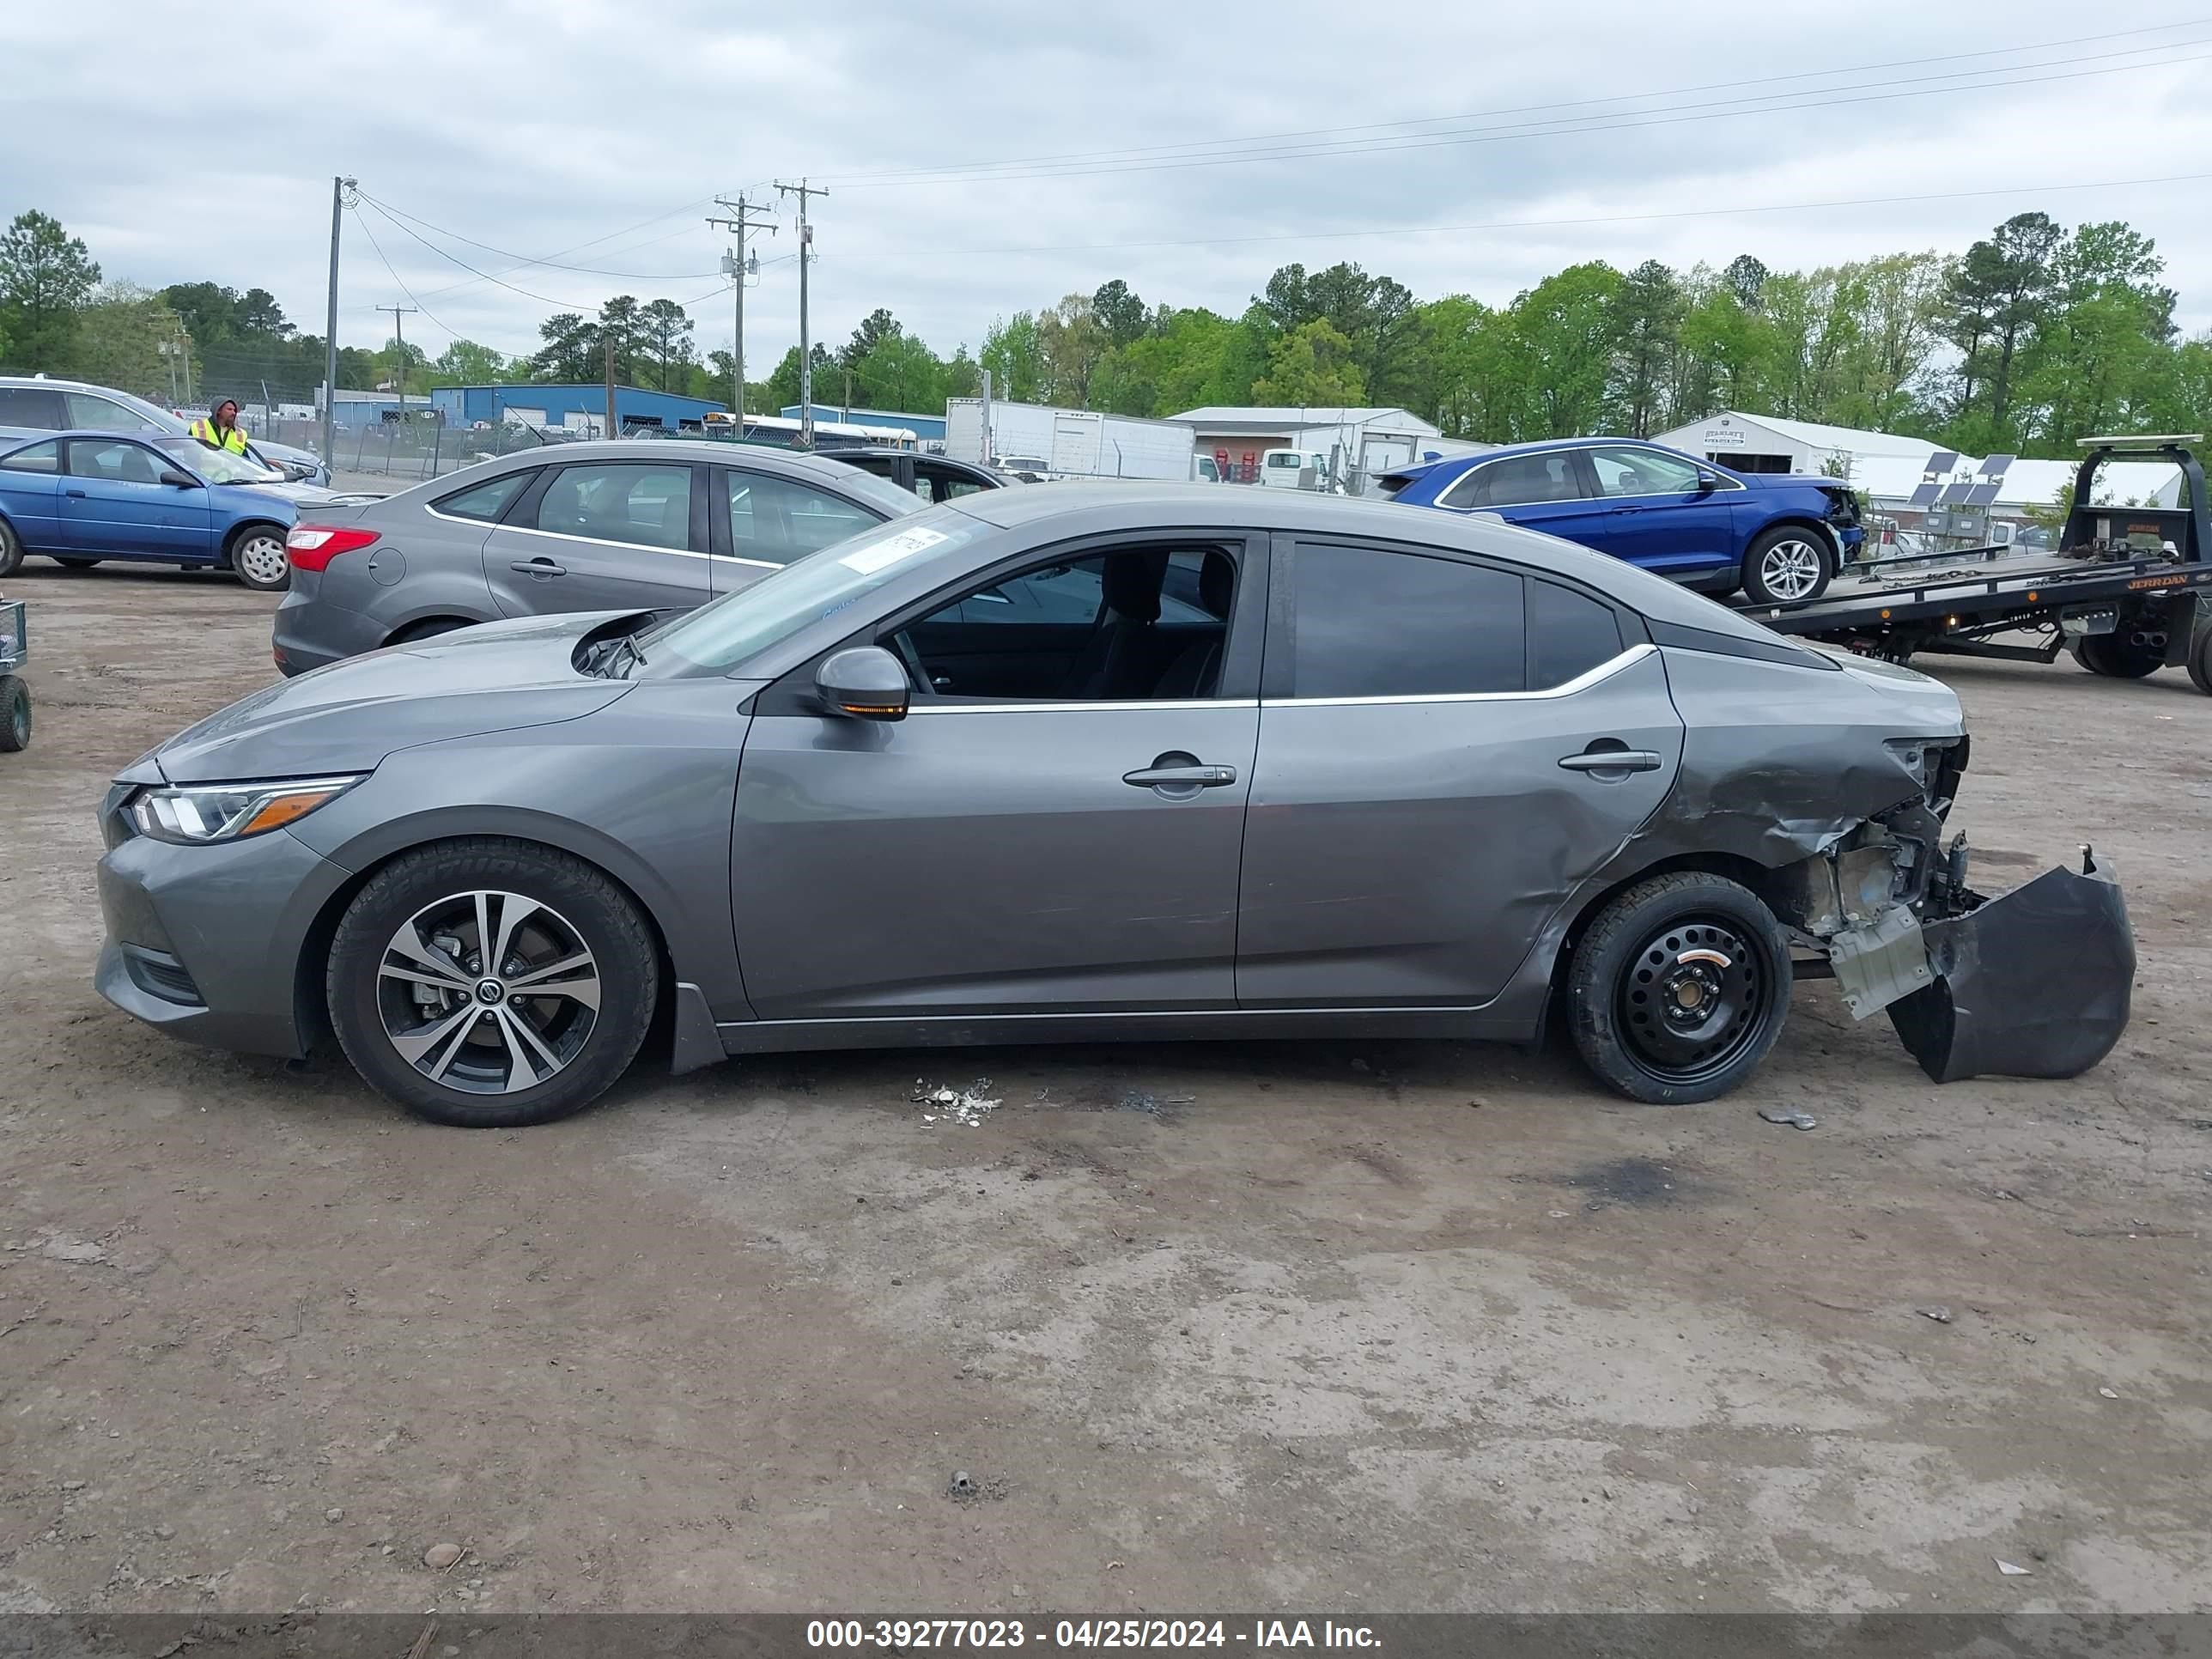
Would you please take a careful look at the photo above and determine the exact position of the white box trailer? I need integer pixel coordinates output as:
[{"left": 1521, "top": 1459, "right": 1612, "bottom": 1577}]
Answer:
[{"left": 945, "top": 399, "right": 1198, "bottom": 480}]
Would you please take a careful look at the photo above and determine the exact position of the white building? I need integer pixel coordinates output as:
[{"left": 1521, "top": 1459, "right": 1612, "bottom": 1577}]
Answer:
[
  {"left": 1647, "top": 410, "right": 1938, "bottom": 478},
  {"left": 1170, "top": 406, "right": 1449, "bottom": 487}
]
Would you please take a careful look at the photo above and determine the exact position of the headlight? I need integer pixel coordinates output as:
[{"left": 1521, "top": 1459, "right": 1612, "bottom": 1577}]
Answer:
[{"left": 127, "top": 775, "right": 363, "bottom": 845}]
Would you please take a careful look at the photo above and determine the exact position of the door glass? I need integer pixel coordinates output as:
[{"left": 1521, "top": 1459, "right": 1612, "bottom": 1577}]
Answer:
[
  {"left": 1439, "top": 452, "right": 1584, "bottom": 507},
  {"left": 64, "top": 392, "right": 166, "bottom": 433},
  {"left": 0, "top": 386, "right": 66, "bottom": 428},
  {"left": 1290, "top": 545, "right": 1523, "bottom": 698},
  {"left": 0, "top": 440, "right": 60, "bottom": 473},
  {"left": 1588, "top": 446, "right": 1704, "bottom": 497},
  {"left": 726, "top": 471, "right": 884, "bottom": 565},
  {"left": 895, "top": 547, "right": 1232, "bottom": 702},
  {"left": 536, "top": 463, "right": 691, "bottom": 550},
  {"left": 435, "top": 470, "right": 534, "bottom": 522},
  {"left": 1527, "top": 577, "right": 1625, "bottom": 690},
  {"left": 67, "top": 439, "right": 162, "bottom": 483}
]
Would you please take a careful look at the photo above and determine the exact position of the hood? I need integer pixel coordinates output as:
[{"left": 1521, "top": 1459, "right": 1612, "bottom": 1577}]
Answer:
[
  {"left": 1737, "top": 471, "right": 1852, "bottom": 493},
  {"left": 150, "top": 611, "right": 634, "bottom": 782}
]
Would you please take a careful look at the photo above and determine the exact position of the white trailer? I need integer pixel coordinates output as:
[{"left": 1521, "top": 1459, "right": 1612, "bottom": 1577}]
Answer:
[{"left": 945, "top": 399, "right": 1197, "bottom": 481}]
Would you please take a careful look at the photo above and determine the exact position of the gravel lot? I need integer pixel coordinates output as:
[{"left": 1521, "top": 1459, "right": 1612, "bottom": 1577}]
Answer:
[{"left": 1, "top": 560, "right": 2208, "bottom": 1616}]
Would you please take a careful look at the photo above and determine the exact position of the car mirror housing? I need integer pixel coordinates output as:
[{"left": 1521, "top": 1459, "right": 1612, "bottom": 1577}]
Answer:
[
  {"left": 159, "top": 470, "right": 202, "bottom": 489},
  {"left": 1694, "top": 469, "right": 1723, "bottom": 493},
  {"left": 816, "top": 646, "right": 910, "bottom": 721}
]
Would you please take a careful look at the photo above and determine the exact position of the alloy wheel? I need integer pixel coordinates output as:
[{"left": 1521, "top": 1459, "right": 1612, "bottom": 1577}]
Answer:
[
  {"left": 376, "top": 890, "right": 602, "bottom": 1095},
  {"left": 1758, "top": 538, "right": 1825, "bottom": 601},
  {"left": 235, "top": 532, "right": 290, "bottom": 588},
  {"left": 1616, "top": 917, "right": 1772, "bottom": 1087}
]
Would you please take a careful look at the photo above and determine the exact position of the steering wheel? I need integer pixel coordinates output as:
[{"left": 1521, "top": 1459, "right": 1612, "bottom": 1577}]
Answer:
[{"left": 891, "top": 629, "right": 932, "bottom": 694}]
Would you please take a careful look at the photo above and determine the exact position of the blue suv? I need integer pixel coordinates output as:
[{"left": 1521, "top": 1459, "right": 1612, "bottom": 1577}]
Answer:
[{"left": 1382, "top": 438, "right": 1862, "bottom": 605}]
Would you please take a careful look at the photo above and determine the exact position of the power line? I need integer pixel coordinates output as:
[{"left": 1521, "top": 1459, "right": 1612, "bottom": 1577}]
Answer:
[
  {"left": 349, "top": 205, "right": 461, "bottom": 340},
  {"left": 823, "top": 16, "right": 2211, "bottom": 186},
  {"left": 360, "top": 192, "right": 723, "bottom": 281},
  {"left": 830, "top": 42, "right": 2212, "bottom": 188}
]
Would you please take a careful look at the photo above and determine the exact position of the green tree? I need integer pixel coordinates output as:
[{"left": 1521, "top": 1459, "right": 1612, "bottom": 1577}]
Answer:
[
  {"left": 596, "top": 295, "right": 645, "bottom": 383},
  {"left": 428, "top": 339, "right": 507, "bottom": 386},
  {"left": 1611, "top": 259, "right": 1685, "bottom": 436},
  {"left": 1252, "top": 319, "right": 1365, "bottom": 406},
  {"left": 1507, "top": 263, "right": 1624, "bottom": 437},
  {"left": 1091, "top": 279, "right": 1148, "bottom": 349},
  {"left": 1942, "top": 210, "right": 2063, "bottom": 447},
  {"left": 839, "top": 307, "right": 902, "bottom": 372},
  {"left": 0, "top": 210, "right": 100, "bottom": 371},
  {"left": 639, "top": 298, "right": 696, "bottom": 392},
  {"left": 980, "top": 312, "right": 1044, "bottom": 403},
  {"left": 1036, "top": 293, "right": 1105, "bottom": 407},
  {"left": 70, "top": 283, "right": 190, "bottom": 399},
  {"left": 530, "top": 313, "right": 598, "bottom": 382}
]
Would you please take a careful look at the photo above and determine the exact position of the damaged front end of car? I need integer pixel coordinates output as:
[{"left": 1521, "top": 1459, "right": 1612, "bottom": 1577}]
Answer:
[{"left": 1766, "top": 735, "right": 2136, "bottom": 1083}]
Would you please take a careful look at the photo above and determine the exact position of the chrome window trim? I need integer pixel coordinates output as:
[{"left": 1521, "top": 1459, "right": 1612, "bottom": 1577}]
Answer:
[
  {"left": 905, "top": 698, "right": 1260, "bottom": 716},
  {"left": 1267, "top": 642, "right": 1654, "bottom": 708}
]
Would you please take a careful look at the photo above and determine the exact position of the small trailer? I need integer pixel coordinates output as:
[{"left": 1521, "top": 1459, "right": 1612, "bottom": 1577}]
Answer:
[
  {"left": 1731, "top": 435, "right": 2212, "bottom": 692},
  {"left": 0, "top": 597, "right": 28, "bottom": 750}
]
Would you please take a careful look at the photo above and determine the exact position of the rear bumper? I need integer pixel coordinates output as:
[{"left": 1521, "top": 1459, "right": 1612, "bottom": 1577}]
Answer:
[{"left": 272, "top": 590, "right": 385, "bottom": 678}]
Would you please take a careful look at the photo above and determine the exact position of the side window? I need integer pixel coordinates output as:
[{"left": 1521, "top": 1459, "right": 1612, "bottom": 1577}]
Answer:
[
  {"left": 435, "top": 470, "right": 534, "bottom": 522},
  {"left": 1588, "top": 446, "right": 1704, "bottom": 497},
  {"left": 1527, "top": 578, "right": 1626, "bottom": 690},
  {"left": 1439, "top": 452, "right": 1584, "bottom": 508},
  {"left": 0, "top": 439, "right": 61, "bottom": 474},
  {"left": 67, "top": 439, "right": 162, "bottom": 483},
  {"left": 893, "top": 546, "right": 1235, "bottom": 702},
  {"left": 537, "top": 463, "right": 691, "bottom": 550},
  {"left": 1289, "top": 544, "right": 1523, "bottom": 699},
  {"left": 726, "top": 471, "right": 882, "bottom": 566},
  {"left": 64, "top": 392, "right": 165, "bottom": 433},
  {"left": 0, "top": 386, "right": 66, "bottom": 428}
]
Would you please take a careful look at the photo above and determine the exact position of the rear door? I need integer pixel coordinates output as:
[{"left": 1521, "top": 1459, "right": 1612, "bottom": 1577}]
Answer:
[
  {"left": 0, "top": 439, "right": 66, "bottom": 550},
  {"left": 1583, "top": 444, "right": 1739, "bottom": 583},
  {"left": 0, "top": 385, "right": 69, "bottom": 440},
  {"left": 59, "top": 438, "right": 212, "bottom": 559},
  {"left": 708, "top": 466, "right": 890, "bottom": 598},
  {"left": 479, "top": 459, "right": 708, "bottom": 617},
  {"left": 1236, "top": 538, "right": 1683, "bottom": 1007},
  {"left": 1433, "top": 449, "right": 1614, "bottom": 549}
]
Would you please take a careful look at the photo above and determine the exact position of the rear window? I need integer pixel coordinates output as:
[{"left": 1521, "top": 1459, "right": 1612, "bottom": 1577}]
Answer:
[
  {"left": 1528, "top": 578, "right": 1624, "bottom": 690},
  {"left": 434, "top": 470, "right": 535, "bottom": 523},
  {"left": 0, "top": 386, "right": 64, "bottom": 429}
]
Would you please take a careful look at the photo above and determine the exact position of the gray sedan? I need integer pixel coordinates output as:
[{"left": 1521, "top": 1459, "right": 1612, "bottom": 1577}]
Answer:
[
  {"left": 97, "top": 485, "right": 2134, "bottom": 1127},
  {"left": 271, "top": 439, "right": 922, "bottom": 673}
]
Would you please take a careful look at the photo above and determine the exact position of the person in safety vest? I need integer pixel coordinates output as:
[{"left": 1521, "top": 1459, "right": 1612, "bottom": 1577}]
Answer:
[{"left": 188, "top": 398, "right": 250, "bottom": 456}]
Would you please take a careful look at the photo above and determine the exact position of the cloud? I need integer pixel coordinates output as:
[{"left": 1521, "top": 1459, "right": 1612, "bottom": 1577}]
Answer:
[{"left": 3, "top": 0, "right": 2208, "bottom": 364}]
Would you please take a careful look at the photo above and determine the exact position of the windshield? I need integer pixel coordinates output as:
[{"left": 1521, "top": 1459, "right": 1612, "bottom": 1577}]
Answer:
[
  {"left": 156, "top": 434, "right": 284, "bottom": 485},
  {"left": 808, "top": 460, "right": 932, "bottom": 521},
  {"left": 637, "top": 506, "right": 985, "bottom": 678}
]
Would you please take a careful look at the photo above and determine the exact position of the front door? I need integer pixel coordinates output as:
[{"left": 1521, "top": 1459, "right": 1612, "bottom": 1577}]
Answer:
[
  {"left": 1237, "top": 538, "right": 1684, "bottom": 1007},
  {"left": 479, "top": 459, "right": 708, "bottom": 617},
  {"left": 59, "top": 438, "right": 212, "bottom": 560},
  {"left": 1583, "top": 444, "right": 1739, "bottom": 584},
  {"left": 729, "top": 538, "right": 1261, "bottom": 1019}
]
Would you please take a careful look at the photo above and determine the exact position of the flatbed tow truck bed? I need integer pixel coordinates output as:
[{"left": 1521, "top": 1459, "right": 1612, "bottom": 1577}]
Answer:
[{"left": 1725, "top": 435, "right": 2212, "bottom": 694}]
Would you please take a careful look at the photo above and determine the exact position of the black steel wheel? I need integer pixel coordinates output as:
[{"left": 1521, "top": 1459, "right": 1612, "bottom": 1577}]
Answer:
[
  {"left": 2070, "top": 631, "right": 2163, "bottom": 678},
  {"left": 0, "top": 516, "right": 20, "bottom": 577},
  {"left": 1568, "top": 872, "right": 1791, "bottom": 1103},
  {"left": 0, "top": 675, "right": 27, "bottom": 752}
]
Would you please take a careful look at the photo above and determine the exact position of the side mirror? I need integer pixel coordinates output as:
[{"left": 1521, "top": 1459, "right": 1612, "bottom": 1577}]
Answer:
[
  {"left": 159, "top": 469, "right": 202, "bottom": 489},
  {"left": 1693, "top": 469, "right": 1722, "bottom": 494},
  {"left": 815, "top": 645, "right": 910, "bottom": 721}
]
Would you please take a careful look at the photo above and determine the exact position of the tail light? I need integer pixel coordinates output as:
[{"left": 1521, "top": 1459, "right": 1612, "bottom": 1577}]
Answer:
[{"left": 287, "top": 526, "right": 380, "bottom": 572}]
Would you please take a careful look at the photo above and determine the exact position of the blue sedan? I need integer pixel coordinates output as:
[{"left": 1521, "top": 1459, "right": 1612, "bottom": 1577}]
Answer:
[
  {"left": 1382, "top": 438, "right": 1863, "bottom": 604},
  {"left": 0, "top": 432, "right": 301, "bottom": 590}
]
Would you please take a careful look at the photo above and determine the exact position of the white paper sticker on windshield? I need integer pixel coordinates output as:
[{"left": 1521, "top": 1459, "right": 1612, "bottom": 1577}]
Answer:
[{"left": 839, "top": 525, "right": 949, "bottom": 574}]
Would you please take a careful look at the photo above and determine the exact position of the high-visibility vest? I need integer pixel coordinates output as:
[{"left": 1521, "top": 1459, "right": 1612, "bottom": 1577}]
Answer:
[{"left": 188, "top": 417, "right": 248, "bottom": 455}]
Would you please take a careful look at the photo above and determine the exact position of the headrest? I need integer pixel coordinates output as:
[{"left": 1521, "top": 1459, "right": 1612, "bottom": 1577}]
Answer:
[
  {"left": 1199, "top": 551, "right": 1234, "bottom": 617},
  {"left": 1100, "top": 550, "right": 1165, "bottom": 622}
]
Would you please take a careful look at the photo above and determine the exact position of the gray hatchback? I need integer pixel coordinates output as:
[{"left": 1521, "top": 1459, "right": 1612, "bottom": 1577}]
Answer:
[
  {"left": 101, "top": 485, "right": 2134, "bottom": 1128},
  {"left": 271, "top": 439, "right": 921, "bottom": 674}
]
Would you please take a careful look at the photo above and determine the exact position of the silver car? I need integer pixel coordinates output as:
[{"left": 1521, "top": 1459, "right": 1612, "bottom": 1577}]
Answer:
[
  {"left": 271, "top": 440, "right": 922, "bottom": 673},
  {"left": 97, "top": 485, "right": 2134, "bottom": 1128},
  {"left": 0, "top": 375, "right": 332, "bottom": 485}
]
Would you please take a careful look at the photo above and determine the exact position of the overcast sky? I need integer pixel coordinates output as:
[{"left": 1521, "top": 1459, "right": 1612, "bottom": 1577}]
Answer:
[{"left": 8, "top": 2, "right": 2211, "bottom": 373}]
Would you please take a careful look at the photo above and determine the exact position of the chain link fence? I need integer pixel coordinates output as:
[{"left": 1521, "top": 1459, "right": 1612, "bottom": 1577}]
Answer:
[{"left": 262, "top": 414, "right": 585, "bottom": 485}]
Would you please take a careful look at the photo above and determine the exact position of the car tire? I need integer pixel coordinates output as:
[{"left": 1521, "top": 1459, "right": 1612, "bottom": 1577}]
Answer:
[
  {"left": 1567, "top": 872, "right": 1792, "bottom": 1105},
  {"left": 54, "top": 556, "right": 101, "bottom": 571},
  {"left": 0, "top": 518, "right": 21, "bottom": 578},
  {"left": 2189, "top": 623, "right": 2212, "bottom": 696},
  {"left": 326, "top": 839, "right": 660, "bottom": 1128},
  {"left": 391, "top": 617, "right": 470, "bottom": 646},
  {"left": 1740, "top": 526, "right": 1832, "bottom": 605},
  {"left": 2069, "top": 633, "right": 2162, "bottom": 678},
  {"left": 227, "top": 524, "right": 291, "bottom": 592},
  {"left": 0, "top": 674, "right": 28, "bottom": 752}
]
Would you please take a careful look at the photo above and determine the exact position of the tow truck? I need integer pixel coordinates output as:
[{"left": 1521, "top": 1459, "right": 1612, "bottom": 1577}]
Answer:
[{"left": 1731, "top": 435, "right": 2212, "bottom": 693}]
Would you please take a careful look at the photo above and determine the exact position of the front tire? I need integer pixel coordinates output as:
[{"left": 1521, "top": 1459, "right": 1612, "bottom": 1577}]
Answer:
[
  {"left": 1567, "top": 872, "right": 1791, "bottom": 1104},
  {"left": 228, "top": 524, "right": 291, "bottom": 592},
  {"left": 0, "top": 517, "right": 20, "bottom": 577},
  {"left": 1740, "top": 526, "right": 1832, "bottom": 605},
  {"left": 0, "top": 675, "right": 28, "bottom": 751},
  {"left": 326, "top": 840, "right": 660, "bottom": 1127},
  {"left": 2070, "top": 632, "right": 2162, "bottom": 679}
]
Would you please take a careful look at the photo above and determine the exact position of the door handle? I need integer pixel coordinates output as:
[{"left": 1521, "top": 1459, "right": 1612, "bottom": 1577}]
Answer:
[
  {"left": 1122, "top": 763, "right": 1237, "bottom": 788},
  {"left": 510, "top": 558, "right": 566, "bottom": 577},
  {"left": 64, "top": 489, "right": 87, "bottom": 499},
  {"left": 1558, "top": 749, "right": 1662, "bottom": 774},
  {"left": 1607, "top": 504, "right": 1642, "bottom": 515}
]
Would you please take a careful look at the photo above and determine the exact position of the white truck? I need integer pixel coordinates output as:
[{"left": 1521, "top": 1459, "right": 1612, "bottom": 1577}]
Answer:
[{"left": 945, "top": 398, "right": 1200, "bottom": 482}]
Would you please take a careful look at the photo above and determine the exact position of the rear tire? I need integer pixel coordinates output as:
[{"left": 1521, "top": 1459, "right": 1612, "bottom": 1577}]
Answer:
[
  {"left": 0, "top": 675, "right": 28, "bottom": 751},
  {"left": 1740, "top": 526, "right": 1833, "bottom": 605},
  {"left": 0, "top": 518, "right": 20, "bottom": 577},
  {"left": 53, "top": 556, "right": 100, "bottom": 570},
  {"left": 1567, "top": 872, "right": 1792, "bottom": 1104},
  {"left": 227, "top": 524, "right": 291, "bottom": 592},
  {"left": 326, "top": 839, "right": 659, "bottom": 1128},
  {"left": 390, "top": 617, "right": 470, "bottom": 646},
  {"left": 2069, "top": 632, "right": 2163, "bottom": 678},
  {"left": 2188, "top": 623, "right": 2212, "bottom": 696}
]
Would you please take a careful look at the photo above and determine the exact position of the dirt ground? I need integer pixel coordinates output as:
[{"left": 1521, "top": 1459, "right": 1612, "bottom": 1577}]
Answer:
[{"left": 1, "top": 559, "right": 2207, "bottom": 1618}]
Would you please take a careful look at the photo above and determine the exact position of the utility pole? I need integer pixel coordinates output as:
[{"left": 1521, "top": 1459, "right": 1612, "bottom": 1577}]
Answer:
[
  {"left": 775, "top": 178, "right": 828, "bottom": 447},
  {"left": 322, "top": 176, "right": 357, "bottom": 468},
  {"left": 706, "top": 195, "right": 775, "bottom": 432},
  {"left": 375, "top": 304, "right": 417, "bottom": 420},
  {"left": 604, "top": 336, "right": 617, "bottom": 438}
]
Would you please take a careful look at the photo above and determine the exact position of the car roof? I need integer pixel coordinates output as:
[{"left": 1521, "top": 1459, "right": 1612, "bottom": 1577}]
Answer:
[
  {"left": 945, "top": 482, "right": 1796, "bottom": 646},
  {"left": 0, "top": 428, "right": 184, "bottom": 447},
  {"left": 483, "top": 436, "right": 867, "bottom": 481}
]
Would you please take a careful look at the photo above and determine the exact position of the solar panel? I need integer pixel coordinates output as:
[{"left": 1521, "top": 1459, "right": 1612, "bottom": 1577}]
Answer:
[
  {"left": 1963, "top": 453, "right": 2015, "bottom": 506},
  {"left": 1908, "top": 450, "right": 1958, "bottom": 507}
]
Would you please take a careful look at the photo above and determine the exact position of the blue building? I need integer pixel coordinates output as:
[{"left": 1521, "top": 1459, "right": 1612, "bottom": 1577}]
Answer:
[
  {"left": 428, "top": 384, "right": 727, "bottom": 434},
  {"left": 780, "top": 403, "right": 946, "bottom": 441}
]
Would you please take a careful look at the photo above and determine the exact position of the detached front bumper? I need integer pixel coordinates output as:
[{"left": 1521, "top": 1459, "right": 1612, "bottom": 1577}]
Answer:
[{"left": 1888, "top": 854, "right": 2134, "bottom": 1083}]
